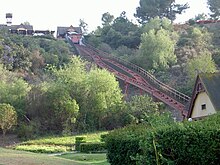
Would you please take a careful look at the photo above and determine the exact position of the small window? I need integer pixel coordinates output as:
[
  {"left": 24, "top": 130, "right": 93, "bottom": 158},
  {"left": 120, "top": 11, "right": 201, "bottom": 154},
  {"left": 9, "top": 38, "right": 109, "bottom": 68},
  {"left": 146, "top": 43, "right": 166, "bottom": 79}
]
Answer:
[{"left": 201, "top": 104, "right": 206, "bottom": 110}]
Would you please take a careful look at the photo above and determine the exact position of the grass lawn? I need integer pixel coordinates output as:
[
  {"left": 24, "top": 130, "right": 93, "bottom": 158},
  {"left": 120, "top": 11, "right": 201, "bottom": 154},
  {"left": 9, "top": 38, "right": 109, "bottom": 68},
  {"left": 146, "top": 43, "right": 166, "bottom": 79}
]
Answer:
[
  {"left": 0, "top": 147, "right": 82, "bottom": 165},
  {"left": 58, "top": 153, "right": 110, "bottom": 165},
  {"left": 0, "top": 147, "right": 109, "bottom": 165},
  {"left": 15, "top": 131, "right": 108, "bottom": 153}
]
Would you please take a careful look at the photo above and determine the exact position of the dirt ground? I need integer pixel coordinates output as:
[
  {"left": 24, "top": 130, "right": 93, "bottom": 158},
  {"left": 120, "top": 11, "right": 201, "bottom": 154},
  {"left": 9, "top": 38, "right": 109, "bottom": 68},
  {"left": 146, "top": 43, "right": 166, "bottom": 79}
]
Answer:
[{"left": 0, "top": 134, "right": 20, "bottom": 148}]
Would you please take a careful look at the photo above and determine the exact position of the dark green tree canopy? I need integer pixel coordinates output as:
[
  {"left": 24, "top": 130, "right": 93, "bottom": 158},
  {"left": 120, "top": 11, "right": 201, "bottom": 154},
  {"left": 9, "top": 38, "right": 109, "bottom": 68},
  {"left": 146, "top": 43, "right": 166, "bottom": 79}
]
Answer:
[
  {"left": 207, "top": 0, "right": 220, "bottom": 19},
  {"left": 135, "top": 0, "right": 189, "bottom": 24},
  {"left": 101, "top": 12, "right": 114, "bottom": 26}
]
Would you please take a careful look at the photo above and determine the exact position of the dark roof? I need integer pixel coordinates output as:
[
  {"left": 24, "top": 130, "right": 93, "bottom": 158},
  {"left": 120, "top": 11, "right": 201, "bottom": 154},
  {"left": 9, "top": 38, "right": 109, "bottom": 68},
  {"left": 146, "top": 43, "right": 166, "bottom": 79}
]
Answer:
[
  {"left": 0, "top": 24, "right": 7, "bottom": 28},
  {"left": 10, "top": 24, "right": 33, "bottom": 30},
  {"left": 188, "top": 72, "right": 220, "bottom": 117},
  {"left": 200, "top": 72, "right": 220, "bottom": 111},
  {"left": 57, "top": 26, "right": 82, "bottom": 36}
]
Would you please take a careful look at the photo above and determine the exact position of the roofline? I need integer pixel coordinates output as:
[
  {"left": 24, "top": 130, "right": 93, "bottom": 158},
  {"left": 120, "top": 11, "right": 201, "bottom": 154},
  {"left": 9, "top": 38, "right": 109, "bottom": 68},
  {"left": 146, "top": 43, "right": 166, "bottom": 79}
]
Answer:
[
  {"left": 199, "top": 74, "right": 219, "bottom": 112},
  {"left": 187, "top": 75, "right": 200, "bottom": 118},
  {"left": 187, "top": 73, "right": 219, "bottom": 118}
]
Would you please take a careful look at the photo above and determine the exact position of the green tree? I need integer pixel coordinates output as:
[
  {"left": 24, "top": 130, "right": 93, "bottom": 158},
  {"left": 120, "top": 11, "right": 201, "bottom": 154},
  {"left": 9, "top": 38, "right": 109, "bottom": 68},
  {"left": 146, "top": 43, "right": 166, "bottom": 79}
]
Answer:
[
  {"left": 46, "top": 83, "right": 79, "bottom": 134},
  {"left": 100, "top": 12, "right": 141, "bottom": 49},
  {"left": 0, "top": 103, "right": 17, "bottom": 137},
  {"left": 81, "top": 68, "right": 123, "bottom": 130},
  {"left": 0, "top": 64, "right": 30, "bottom": 118},
  {"left": 101, "top": 12, "right": 114, "bottom": 26},
  {"left": 176, "top": 26, "right": 213, "bottom": 65},
  {"left": 139, "top": 28, "right": 177, "bottom": 71},
  {"left": 79, "top": 19, "right": 88, "bottom": 34},
  {"left": 186, "top": 52, "right": 217, "bottom": 84},
  {"left": 127, "top": 95, "right": 160, "bottom": 122},
  {"left": 142, "top": 17, "right": 174, "bottom": 33},
  {"left": 207, "top": 0, "right": 220, "bottom": 19},
  {"left": 135, "top": 0, "right": 189, "bottom": 24}
]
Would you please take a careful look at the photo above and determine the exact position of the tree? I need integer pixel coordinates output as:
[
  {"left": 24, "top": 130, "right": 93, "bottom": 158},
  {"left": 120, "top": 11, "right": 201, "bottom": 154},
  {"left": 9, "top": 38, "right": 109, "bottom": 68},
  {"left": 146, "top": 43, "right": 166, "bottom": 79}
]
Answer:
[
  {"left": 207, "top": 0, "right": 220, "bottom": 19},
  {"left": 0, "top": 64, "right": 30, "bottom": 117},
  {"left": 142, "top": 17, "right": 174, "bottom": 33},
  {"left": 139, "top": 28, "right": 177, "bottom": 71},
  {"left": 127, "top": 95, "right": 160, "bottom": 122},
  {"left": 79, "top": 19, "right": 88, "bottom": 34},
  {"left": 100, "top": 12, "right": 141, "bottom": 49},
  {"left": 135, "top": 0, "right": 189, "bottom": 24},
  {"left": 176, "top": 26, "right": 213, "bottom": 65},
  {"left": 101, "top": 12, "right": 114, "bottom": 26},
  {"left": 0, "top": 103, "right": 17, "bottom": 137},
  {"left": 186, "top": 52, "right": 217, "bottom": 83},
  {"left": 80, "top": 68, "right": 123, "bottom": 130}
]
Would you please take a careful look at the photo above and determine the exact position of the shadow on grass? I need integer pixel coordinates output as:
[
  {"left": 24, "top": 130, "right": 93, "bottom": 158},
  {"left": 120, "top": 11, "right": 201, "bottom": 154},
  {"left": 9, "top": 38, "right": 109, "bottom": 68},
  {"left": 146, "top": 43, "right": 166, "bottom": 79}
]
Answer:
[{"left": 57, "top": 153, "right": 110, "bottom": 165}]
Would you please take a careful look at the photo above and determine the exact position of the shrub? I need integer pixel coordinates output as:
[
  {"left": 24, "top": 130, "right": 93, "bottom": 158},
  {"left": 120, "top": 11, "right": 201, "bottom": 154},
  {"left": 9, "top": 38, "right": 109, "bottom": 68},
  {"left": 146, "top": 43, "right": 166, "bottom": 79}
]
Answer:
[
  {"left": 105, "top": 113, "right": 220, "bottom": 165},
  {"left": 100, "top": 134, "right": 108, "bottom": 142},
  {"left": 15, "top": 145, "right": 67, "bottom": 153},
  {"left": 80, "top": 142, "right": 106, "bottom": 153},
  {"left": 17, "top": 123, "right": 35, "bottom": 140},
  {"left": 75, "top": 136, "right": 86, "bottom": 151},
  {"left": 105, "top": 124, "right": 149, "bottom": 165}
]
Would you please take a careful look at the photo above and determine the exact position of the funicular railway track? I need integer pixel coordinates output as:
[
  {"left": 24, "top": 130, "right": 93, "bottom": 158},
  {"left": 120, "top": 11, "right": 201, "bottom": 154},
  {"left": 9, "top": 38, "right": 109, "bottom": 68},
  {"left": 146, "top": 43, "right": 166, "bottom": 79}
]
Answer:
[{"left": 74, "top": 43, "right": 191, "bottom": 118}]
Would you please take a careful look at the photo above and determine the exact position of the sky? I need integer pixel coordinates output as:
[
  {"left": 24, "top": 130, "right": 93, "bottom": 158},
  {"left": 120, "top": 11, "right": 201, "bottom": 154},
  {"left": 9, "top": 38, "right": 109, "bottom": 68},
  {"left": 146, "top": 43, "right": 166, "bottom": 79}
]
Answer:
[{"left": 0, "top": 0, "right": 209, "bottom": 33}]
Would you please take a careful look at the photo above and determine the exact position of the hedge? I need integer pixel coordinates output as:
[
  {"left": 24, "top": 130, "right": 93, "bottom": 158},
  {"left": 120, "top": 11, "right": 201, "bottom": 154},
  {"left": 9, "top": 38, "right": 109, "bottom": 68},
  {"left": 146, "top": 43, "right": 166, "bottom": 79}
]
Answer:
[
  {"left": 80, "top": 142, "right": 106, "bottom": 153},
  {"left": 75, "top": 136, "right": 86, "bottom": 151},
  {"left": 105, "top": 124, "right": 149, "bottom": 165},
  {"left": 105, "top": 113, "right": 220, "bottom": 165}
]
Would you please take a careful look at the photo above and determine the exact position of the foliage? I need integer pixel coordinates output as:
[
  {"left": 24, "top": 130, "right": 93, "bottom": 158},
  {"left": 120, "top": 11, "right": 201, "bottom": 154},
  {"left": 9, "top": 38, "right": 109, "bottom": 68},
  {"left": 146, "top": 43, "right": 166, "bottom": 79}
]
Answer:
[
  {"left": 126, "top": 95, "right": 161, "bottom": 123},
  {"left": 79, "top": 19, "right": 88, "bottom": 34},
  {"left": 207, "top": 0, "right": 220, "bottom": 19},
  {"left": 102, "top": 12, "right": 114, "bottom": 26},
  {"left": 135, "top": 0, "right": 189, "bottom": 23},
  {"left": 139, "top": 28, "right": 177, "bottom": 70},
  {"left": 0, "top": 31, "right": 72, "bottom": 79},
  {"left": 90, "top": 12, "right": 141, "bottom": 49},
  {"left": 0, "top": 64, "right": 30, "bottom": 116},
  {"left": 142, "top": 17, "right": 174, "bottom": 33},
  {"left": 176, "top": 26, "right": 213, "bottom": 64},
  {"left": 15, "top": 131, "right": 107, "bottom": 154},
  {"left": 105, "top": 113, "right": 220, "bottom": 165},
  {"left": 75, "top": 136, "right": 86, "bottom": 151},
  {"left": 0, "top": 103, "right": 17, "bottom": 137},
  {"left": 185, "top": 52, "right": 217, "bottom": 84},
  {"left": 80, "top": 142, "right": 106, "bottom": 153},
  {"left": 15, "top": 144, "right": 68, "bottom": 153}
]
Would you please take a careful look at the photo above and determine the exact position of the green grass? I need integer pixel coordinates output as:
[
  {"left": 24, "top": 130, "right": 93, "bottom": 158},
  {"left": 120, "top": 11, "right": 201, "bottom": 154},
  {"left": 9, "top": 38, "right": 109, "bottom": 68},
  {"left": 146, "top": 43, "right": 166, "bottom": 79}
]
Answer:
[
  {"left": 58, "top": 153, "right": 110, "bottom": 165},
  {"left": 15, "top": 131, "right": 108, "bottom": 153},
  {"left": 0, "top": 147, "right": 82, "bottom": 165},
  {"left": 15, "top": 144, "right": 68, "bottom": 153}
]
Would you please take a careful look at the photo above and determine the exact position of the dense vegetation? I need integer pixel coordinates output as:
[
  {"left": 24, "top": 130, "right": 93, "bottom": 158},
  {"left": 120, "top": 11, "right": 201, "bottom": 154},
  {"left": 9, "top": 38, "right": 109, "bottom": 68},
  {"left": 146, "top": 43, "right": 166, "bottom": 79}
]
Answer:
[
  {"left": 86, "top": 2, "right": 220, "bottom": 95},
  {"left": 0, "top": 1, "right": 220, "bottom": 164},
  {"left": 105, "top": 113, "right": 220, "bottom": 165},
  {"left": 0, "top": 29, "right": 168, "bottom": 138}
]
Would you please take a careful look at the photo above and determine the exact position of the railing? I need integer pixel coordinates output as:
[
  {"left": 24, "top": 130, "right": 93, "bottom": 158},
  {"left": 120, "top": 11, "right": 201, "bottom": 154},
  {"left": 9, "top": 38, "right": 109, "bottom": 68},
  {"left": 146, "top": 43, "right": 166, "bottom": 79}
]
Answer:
[{"left": 85, "top": 43, "right": 191, "bottom": 103}]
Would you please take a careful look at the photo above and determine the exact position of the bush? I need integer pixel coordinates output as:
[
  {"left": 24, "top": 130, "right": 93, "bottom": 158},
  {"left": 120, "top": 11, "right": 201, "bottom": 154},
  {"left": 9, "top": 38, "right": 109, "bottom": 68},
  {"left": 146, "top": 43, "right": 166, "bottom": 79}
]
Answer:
[
  {"left": 105, "top": 114, "right": 220, "bottom": 165},
  {"left": 105, "top": 124, "right": 148, "bottom": 165},
  {"left": 80, "top": 142, "right": 106, "bottom": 153},
  {"left": 17, "top": 123, "right": 35, "bottom": 140},
  {"left": 75, "top": 136, "right": 86, "bottom": 151},
  {"left": 100, "top": 134, "right": 108, "bottom": 142},
  {"left": 15, "top": 144, "right": 67, "bottom": 153}
]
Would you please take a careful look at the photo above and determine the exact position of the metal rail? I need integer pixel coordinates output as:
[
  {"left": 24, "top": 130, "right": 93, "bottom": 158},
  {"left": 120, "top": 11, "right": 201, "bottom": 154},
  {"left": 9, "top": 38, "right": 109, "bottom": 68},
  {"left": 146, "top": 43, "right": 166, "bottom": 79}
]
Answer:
[
  {"left": 85, "top": 43, "right": 191, "bottom": 103},
  {"left": 75, "top": 44, "right": 189, "bottom": 116}
]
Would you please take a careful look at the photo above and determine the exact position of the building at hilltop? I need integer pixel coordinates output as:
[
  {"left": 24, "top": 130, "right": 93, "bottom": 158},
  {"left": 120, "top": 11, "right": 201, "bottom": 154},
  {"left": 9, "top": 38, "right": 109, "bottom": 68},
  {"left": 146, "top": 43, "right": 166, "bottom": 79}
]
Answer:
[
  {"left": 57, "top": 25, "right": 83, "bottom": 43},
  {"left": 0, "top": 13, "right": 55, "bottom": 36}
]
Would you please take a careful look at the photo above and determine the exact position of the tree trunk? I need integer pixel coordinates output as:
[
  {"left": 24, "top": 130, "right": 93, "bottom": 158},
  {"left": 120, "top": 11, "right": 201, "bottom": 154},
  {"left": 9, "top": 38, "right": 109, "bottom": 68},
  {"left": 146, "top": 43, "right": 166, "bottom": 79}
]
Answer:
[{"left": 2, "top": 129, "right": 6, "bottom": 142}]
